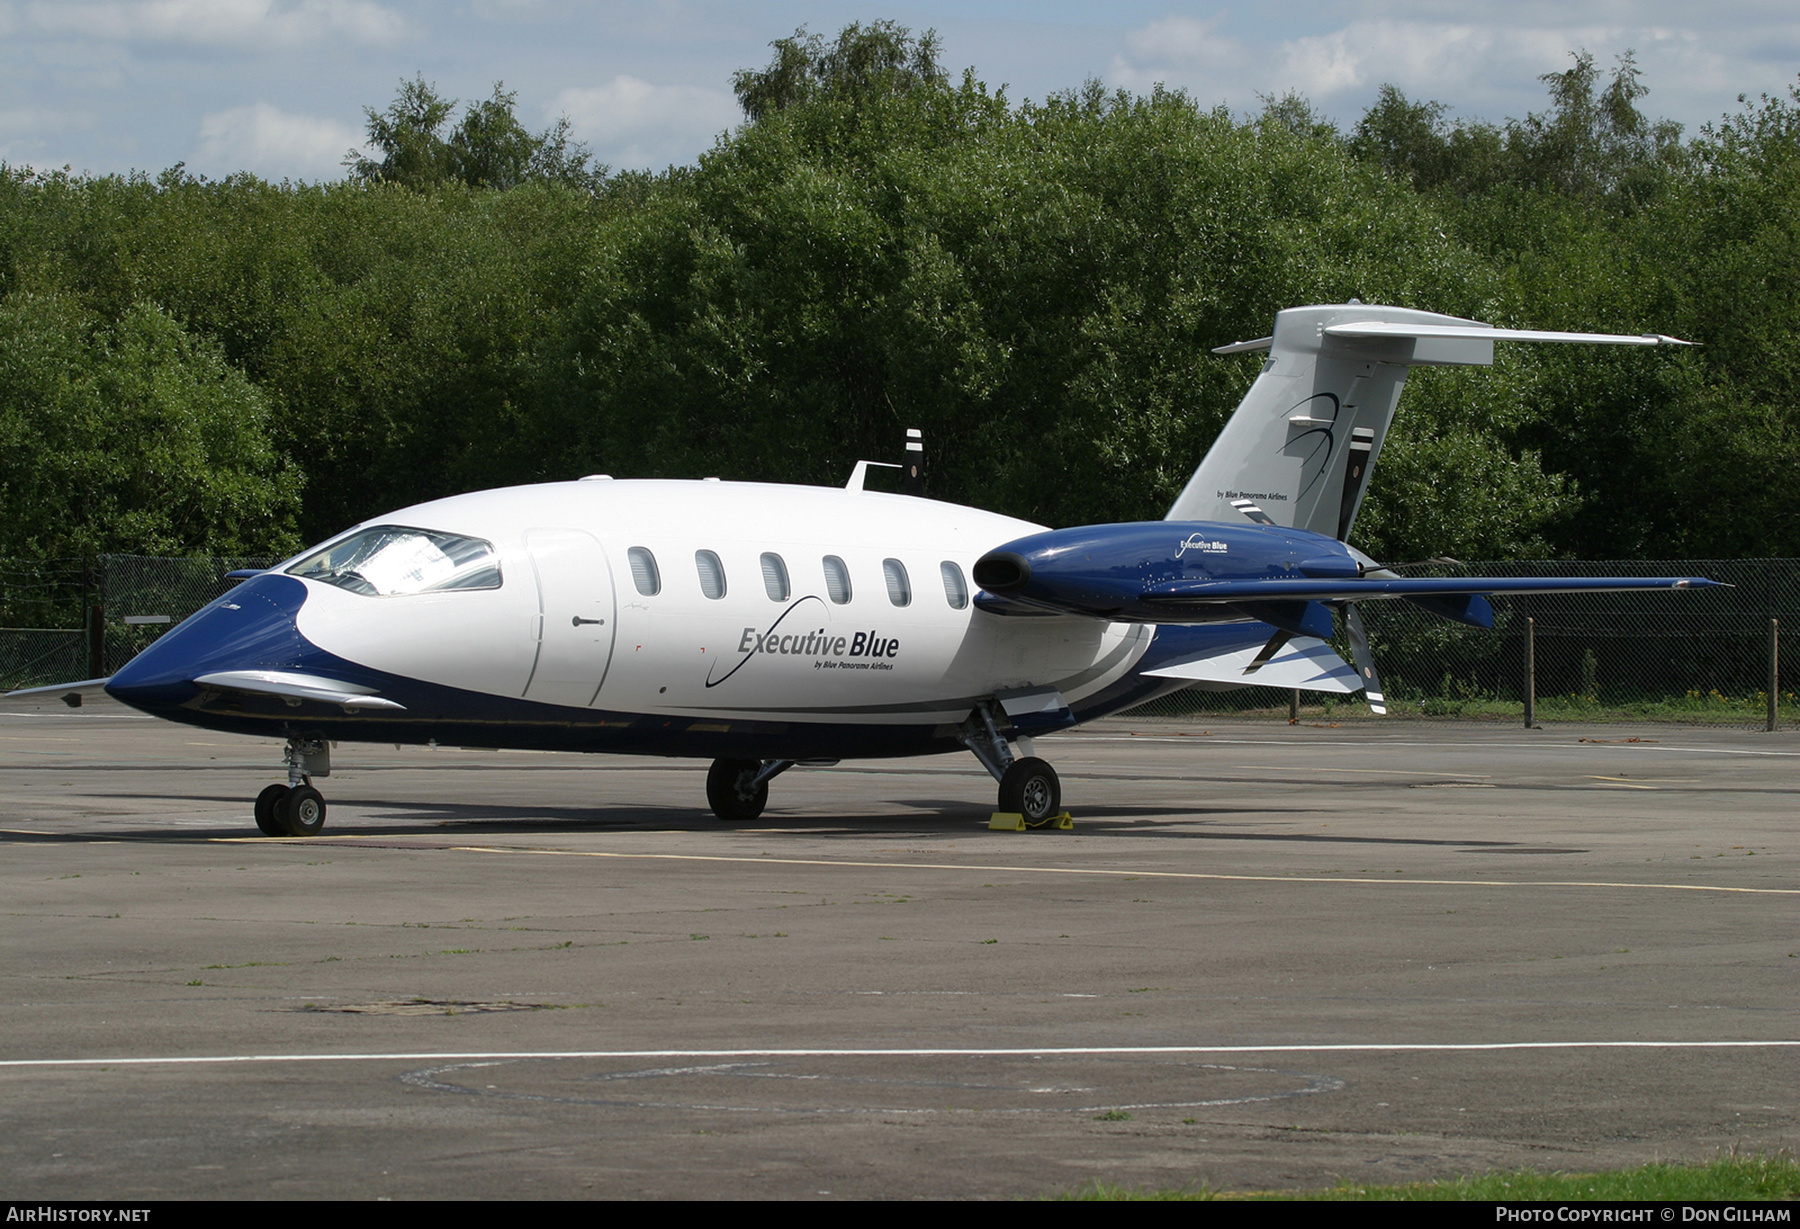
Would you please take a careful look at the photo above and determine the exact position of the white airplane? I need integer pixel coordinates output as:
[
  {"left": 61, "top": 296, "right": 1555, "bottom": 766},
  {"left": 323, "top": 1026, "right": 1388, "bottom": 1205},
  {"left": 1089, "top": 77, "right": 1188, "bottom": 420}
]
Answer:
[{"left": 16, "top": 303, "right": 1716, "bottom": 836}]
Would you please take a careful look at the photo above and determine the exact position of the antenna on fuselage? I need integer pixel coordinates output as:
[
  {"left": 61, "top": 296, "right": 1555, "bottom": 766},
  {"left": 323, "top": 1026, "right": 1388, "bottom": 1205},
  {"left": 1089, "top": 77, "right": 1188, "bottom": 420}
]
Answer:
[{"left": 903, "top": 427, "right": 924, "bottom": 496}]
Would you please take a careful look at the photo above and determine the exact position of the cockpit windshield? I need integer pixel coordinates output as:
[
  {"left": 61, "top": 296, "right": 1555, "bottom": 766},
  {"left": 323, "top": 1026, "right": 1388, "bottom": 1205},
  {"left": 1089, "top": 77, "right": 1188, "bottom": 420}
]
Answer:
[{"left": 286, "top": 526, "right": 502, "bottom": 596}]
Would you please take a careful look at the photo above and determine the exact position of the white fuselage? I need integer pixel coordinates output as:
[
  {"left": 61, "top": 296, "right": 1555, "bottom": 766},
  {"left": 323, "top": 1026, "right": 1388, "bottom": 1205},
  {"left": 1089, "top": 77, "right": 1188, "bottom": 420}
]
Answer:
[{"left": 289, "top": 479, "right": 1155, "bottom": 736}]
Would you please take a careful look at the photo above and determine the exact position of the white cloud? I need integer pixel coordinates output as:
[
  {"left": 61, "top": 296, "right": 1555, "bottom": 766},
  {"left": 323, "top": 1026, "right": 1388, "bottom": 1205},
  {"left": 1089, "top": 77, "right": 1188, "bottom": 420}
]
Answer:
[
  {"left": 554, "top": 75, "right": 738, "bottom": 170},
  {"left": 1107, "top": 11, "right": 1769, "bottom": 122},
  {"left": 193, "top": 101, "right": 360, "bottom": 179},
  {"left": 0, "top": 105, "right": 92, "bottom": 167},
  {"left": 26, "top": 0, "right": 408, "bottom": 48},
  {"left": 1113, "top": 14, "right": 1248, "bottom": 93}
]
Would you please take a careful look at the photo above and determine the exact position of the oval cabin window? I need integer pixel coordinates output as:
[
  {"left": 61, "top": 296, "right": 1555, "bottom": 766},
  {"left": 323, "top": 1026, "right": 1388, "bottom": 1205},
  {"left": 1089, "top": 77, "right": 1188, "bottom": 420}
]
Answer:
[
  {"left": 628, "top": 547, "right": 660, "bottom": 597},
  {"left": 940, "top": 561, "right": 968, "bottom": 609},
  {"left": 695, "top": 550, "right": 726, "bottom": 600},
  {"left": 761, "top": 552, "right": 790, "bottom": 601},
  {"left": 883, "top": 559, "right": 911, "bottom": 607},
  {"left": 822, "top": 556, "right": 852, "bottom": 605}
]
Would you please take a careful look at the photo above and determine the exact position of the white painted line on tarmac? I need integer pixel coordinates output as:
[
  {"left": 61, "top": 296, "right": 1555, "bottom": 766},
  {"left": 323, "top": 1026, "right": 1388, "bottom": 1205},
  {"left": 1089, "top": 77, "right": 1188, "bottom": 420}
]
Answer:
[
  {"left": 4, "top": 1040, "right": 1795, "bottom": 1070},
  {"left": 295, "top": 842, "right": 1794, "bottom": 896},
  {"left": 1234, "top": 765, "right": 1493, "bottom": 777}
]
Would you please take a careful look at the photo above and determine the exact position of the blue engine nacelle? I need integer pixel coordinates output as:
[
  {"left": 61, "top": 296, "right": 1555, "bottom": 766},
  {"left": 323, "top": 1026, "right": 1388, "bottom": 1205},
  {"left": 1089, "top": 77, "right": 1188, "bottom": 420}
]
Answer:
[{"left": 972, "top": 521, "right": 1359, "bottom": 631}]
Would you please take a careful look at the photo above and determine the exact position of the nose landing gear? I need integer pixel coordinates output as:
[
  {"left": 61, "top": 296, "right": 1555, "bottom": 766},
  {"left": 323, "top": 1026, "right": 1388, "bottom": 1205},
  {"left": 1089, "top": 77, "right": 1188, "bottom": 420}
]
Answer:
[
  {"left": 998, "top": 756, "right": 1062, "bottom": 825},
  {"left": 958, "top": 699, "right": 1066, "bottom": 827},
  {"left": 254, "top": 738, "right": 331, "bottom": 836}
]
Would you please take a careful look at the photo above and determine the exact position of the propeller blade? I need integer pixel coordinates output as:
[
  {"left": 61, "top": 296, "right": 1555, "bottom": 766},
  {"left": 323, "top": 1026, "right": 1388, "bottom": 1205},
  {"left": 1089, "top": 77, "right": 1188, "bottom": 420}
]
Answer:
[
  {"left": 1344, "top": 603, "right": 1387, "bottom": 715},
  {"left": 1241, "top": 629, "right": 1294, "bottom": 675}
]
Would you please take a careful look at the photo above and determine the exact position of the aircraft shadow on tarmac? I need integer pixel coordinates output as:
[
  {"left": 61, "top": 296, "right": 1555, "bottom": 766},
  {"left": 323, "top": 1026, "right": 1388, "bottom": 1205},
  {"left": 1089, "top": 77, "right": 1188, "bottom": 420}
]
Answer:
[{"left": 14, "top": 790, "right": 1578, "bottom": 852}]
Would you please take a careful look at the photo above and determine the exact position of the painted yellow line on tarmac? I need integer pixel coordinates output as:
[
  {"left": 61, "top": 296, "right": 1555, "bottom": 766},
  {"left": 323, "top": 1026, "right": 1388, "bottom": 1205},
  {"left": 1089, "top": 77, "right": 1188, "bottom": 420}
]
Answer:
[{"left": 246, "top": 836, "right": 1798, "bottom": 895}]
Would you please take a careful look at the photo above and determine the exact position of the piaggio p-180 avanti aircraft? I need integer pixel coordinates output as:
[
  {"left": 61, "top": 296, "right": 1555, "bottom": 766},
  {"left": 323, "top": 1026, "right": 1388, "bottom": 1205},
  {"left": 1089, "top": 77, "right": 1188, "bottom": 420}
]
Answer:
[{"left": 18, "top": 303, "right": 1716, "bottom": 835}]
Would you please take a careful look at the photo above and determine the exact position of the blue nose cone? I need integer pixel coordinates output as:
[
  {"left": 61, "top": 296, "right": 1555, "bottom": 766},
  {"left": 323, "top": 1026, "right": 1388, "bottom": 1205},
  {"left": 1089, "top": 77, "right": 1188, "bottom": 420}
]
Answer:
[{"left": 105, "top": 574, "right": 311, "bottom": 715}]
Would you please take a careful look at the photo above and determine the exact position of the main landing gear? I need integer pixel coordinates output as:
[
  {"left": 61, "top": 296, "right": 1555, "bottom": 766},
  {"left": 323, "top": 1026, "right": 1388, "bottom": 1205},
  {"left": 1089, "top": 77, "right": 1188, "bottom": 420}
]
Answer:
[
  {"left": 254, "top": 738, "right": 330, "bottom": 837},
  {"left": 706, "top": 758, "right": 796, "bottom": 822},
  {"left": 961, "top": 699, "right": 1063, "bottom": 826}
]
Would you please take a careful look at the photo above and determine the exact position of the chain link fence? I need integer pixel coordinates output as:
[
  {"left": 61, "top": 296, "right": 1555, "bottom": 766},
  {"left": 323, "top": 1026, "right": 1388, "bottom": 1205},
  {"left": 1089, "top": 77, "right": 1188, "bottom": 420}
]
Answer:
[
  {"left": 0, "top": 556, "right": 94, "bottom": 687},
  {"left": 0, "top": 628, "right": 87, "bottom": 690},
  {"left": 0, "top": 555, "right": 274, "bottom": 688},
  {"left": 1125, "top": 559, "right": 1797, "bottom": 728},
  {"left": 97, "top": 555, "right": 277, "bottom": 675},
  {"left": 1, "top": 555, "right": 1792, "bottom": 727}
]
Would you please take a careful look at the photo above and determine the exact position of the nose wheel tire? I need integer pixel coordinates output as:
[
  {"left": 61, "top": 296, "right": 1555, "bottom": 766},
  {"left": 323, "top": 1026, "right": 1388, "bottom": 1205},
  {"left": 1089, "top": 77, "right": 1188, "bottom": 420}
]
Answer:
[
  {"left": 998, "top": 757, "right": 1061, "bottom": 825},
  {"left": 254, "top": 784, "right": 290, "bottom": 836},
  {"left": 707, "top": 758, "right": 768, "bottom": 823},
  {"left": 278, "top": 785, "right": 327, "bottom": 836},
  {"left": 253, "top": 784, "right": 328, "bottom": 836}
]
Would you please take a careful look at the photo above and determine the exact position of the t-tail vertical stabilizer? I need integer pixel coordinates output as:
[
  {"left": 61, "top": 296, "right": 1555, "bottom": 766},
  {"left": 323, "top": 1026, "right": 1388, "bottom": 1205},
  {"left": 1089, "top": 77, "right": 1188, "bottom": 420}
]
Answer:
[{"left": 1166, "top": 303, "right": 1691, "bottom": 541}]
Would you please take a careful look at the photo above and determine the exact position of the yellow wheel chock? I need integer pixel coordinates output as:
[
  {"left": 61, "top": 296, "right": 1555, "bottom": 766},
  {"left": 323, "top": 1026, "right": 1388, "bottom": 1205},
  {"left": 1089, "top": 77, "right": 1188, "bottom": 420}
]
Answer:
[{"left": 989, "top": 811, "right": 1073, "bottom": 831}]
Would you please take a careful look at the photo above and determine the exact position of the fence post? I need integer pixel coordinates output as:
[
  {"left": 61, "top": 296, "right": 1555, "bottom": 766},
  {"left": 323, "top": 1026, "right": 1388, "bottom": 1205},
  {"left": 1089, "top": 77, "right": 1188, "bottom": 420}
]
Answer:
[
  {"left": 1523, "top": 616, "right": 1536, "bottom": 729},
  {"left": 85, "top": 602, "right": 104, "bottom": 679},
  {"left": 1768, "top": 617, "right": 1779, "bottom": 733},
  {"left": 1288, "top": 689, "right": 1299, "bottom": 722}
]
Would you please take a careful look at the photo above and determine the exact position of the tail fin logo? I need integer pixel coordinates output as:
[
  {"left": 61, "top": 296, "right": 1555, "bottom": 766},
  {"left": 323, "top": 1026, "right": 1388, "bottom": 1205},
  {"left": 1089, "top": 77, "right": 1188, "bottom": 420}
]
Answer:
[{"left": 1283, "top": 392, "right": 1343, "bottom": 499}]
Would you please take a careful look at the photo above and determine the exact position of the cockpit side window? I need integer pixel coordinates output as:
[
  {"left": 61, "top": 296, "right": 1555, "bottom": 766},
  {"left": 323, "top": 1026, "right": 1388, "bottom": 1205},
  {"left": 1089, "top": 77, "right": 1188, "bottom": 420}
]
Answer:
[{"left": 286, "top": 527, "right": 501, "bottom": 597}]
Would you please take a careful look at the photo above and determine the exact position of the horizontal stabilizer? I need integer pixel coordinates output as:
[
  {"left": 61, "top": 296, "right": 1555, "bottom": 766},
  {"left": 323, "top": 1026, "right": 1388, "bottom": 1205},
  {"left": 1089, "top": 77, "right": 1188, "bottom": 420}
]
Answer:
[
  {"left": 1143, "top": 637, "right": 1358, "bottom": 693},
  {"left": 192, "top": 670, "right": 406, "bottom": 711},
  {"left": 1322, "top": 322, "right": 1693, "bottom": 348}
]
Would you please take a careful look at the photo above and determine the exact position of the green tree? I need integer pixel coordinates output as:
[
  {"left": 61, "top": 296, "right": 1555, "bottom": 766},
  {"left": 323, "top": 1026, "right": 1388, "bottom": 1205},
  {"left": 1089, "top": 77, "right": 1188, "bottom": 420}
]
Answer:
[
  {"left": 1512, "top": 51, "right": 1685, "bottom": 205},
  {"left": 345, "top": 75, "right": 458, "bottom": 189},
  {"left": 0, "top": 295, "right": 300, "bottom": 557},
  {"left": 733, "top": 20, "right": 947, "bottom": 121},
  {"left": 552, "top": 56, "right": 1544, "bottom": 555},
  {"left": 346, "top": 77, "right": 601, "bottom": 191}
]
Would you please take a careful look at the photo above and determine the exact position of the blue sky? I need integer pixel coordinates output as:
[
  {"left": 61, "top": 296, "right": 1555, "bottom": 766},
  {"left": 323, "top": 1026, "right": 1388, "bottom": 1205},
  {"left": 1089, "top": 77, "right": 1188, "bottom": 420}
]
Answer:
[{"left": 1, "top": 1, "right": 1794, "bottom": 181}]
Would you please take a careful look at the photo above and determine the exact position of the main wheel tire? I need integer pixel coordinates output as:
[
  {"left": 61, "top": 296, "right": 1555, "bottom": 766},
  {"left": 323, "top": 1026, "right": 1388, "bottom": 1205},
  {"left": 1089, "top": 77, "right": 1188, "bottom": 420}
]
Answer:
[
  {"left": 998, "top": 757, "right": 1061, "bottom": 825},
  {"left": 706, "top": 758, "right": 768, "bottom": 823},
  {"left": 277, "top": 784, "right": 327, "bottom": 836},
  {"left": 254, "top": 784, "right": 289, "bottom": 836}
]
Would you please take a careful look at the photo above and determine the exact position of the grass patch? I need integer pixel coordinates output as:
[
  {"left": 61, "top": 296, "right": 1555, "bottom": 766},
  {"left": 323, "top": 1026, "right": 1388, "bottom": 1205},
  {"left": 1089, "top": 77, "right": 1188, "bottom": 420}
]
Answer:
[{"left": 1059, "top": 1153, "right": 1800, "bottom": 1200}]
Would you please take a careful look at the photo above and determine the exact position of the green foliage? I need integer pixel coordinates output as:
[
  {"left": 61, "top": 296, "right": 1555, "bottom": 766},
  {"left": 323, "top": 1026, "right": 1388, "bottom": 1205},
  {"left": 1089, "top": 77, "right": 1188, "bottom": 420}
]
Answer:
[
  {"left": 1060, "top": 1152, "right": 1800, "bottom": 1200},
  {"left": 1349, "top": 51, "right": 1684, "bottom": 208},
  {"left": 733, "top": 20, "right": 947, "bottom": 121},
  {"left": 0, "top": 294, "right": 299, "bottom": 557},
  {"left": 347, "top": 76, "right": 602, "bottom": 192},
  {"left": 0, "top": 29, "right": 1797, "bottom": 564},
  {"left": 556, "top": 73, "right": 1502, "bottom": 535}
]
